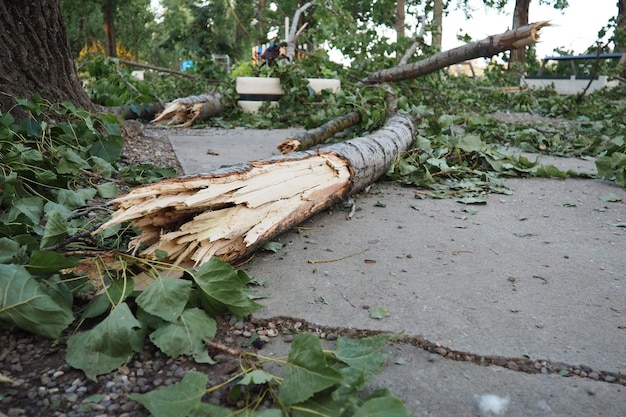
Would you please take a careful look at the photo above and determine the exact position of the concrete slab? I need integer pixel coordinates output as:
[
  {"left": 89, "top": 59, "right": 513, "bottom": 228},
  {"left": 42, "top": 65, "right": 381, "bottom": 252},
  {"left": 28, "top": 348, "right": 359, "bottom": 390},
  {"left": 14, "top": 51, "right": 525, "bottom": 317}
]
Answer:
[
  {"left": 259, "top": 338, "right": 626, "bottom": 417},
  {"left": 168, "top": 127, "right": 305, "bottom": 174},
  {"left": 164, "top": 128, "right": 626, "bottom": 415}
]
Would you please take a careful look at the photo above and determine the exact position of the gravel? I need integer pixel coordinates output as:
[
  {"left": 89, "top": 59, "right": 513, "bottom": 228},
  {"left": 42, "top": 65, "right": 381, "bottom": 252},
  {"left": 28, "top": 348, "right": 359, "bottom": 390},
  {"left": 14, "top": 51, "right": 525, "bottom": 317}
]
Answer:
[{"left": 0, "top": 316, "right": 307, "bottom": 416}]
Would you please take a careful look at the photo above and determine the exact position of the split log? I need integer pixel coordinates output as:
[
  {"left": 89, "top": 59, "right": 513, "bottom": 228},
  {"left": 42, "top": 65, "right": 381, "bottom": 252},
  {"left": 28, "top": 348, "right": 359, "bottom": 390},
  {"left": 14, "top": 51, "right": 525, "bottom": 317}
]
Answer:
[
  {"left": 96, "top": 113, "right": 418, "bottom": 266},
  {"left": 362, "top": 21, "right": 550, "bottom": 84},
  {"left": 152, "top": 93, "right": 225, "bottom": 127},
  {"left": 277, "top": 111, "right": 361, "bottom": 154}
]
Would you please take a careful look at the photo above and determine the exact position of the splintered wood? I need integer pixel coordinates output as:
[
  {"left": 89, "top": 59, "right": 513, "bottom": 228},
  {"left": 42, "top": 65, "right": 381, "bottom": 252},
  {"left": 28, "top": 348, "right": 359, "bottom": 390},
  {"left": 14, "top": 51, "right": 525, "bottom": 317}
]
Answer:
[
  {"left": 97, "top": 113, "right": 418, "bottom": 266},
  {"left": 152, "top": 93, "right": 224, "bottom": 127},
  {"left": 97, "top": 153, "right": 351, "bottom": 265}
]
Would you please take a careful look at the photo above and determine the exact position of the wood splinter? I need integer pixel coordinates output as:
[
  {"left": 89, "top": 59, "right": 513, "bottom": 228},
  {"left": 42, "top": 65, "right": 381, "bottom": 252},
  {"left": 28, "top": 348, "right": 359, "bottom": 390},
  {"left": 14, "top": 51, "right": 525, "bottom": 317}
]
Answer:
[{"left": 95, "top": 113, "right": 418, "bottom": 266}]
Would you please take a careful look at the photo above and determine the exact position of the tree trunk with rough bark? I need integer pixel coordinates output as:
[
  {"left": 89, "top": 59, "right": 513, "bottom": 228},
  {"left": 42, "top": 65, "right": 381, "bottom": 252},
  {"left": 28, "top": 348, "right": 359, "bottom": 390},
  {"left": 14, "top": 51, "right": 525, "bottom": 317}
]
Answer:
[
  {"left": 0, "top": 0, "right": 94, "bottom": 118},
  {"left": 102, "top": 0, "right": 117, "bottom": 57},
  {"left": 510, "top": 0, "right": 530, "bottom": 68},
  {"left": 96, "top": 113, "right": 418, "bottom": 266},
  {"left": 396, "top": 0, "right": 406, "bottom": 41},
  {"left": 361, "top": 21, "right": 549, "bottom": 84},
  {"left": 432, "top": 0, "right": 443, "bottom": 51}
]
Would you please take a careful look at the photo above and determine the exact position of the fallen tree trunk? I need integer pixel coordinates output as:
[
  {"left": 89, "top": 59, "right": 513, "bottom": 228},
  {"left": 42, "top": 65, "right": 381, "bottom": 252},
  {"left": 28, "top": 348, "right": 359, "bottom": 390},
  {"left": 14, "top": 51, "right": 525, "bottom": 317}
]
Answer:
[
  {"left": 277, "top": 111, "right": 361, "bottom": 154},
  {"left": 152, "top": 93, "right": 225, "bottom": 127},
  {"left": 96, "top": 113, "right": 417, "bottom": 266},
  {"left": 362, "top": 21, "right": 550, "bottom": 84},
  {"left": 105, "top": 102, "right": 165, "bottom": 120}
]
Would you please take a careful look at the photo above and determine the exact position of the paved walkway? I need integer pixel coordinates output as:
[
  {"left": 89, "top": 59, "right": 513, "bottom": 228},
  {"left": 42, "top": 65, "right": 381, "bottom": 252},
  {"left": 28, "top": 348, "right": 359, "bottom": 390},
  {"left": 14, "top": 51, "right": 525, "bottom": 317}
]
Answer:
[{"left": 169, "top": 128, "right": 626, "bottom": 416}]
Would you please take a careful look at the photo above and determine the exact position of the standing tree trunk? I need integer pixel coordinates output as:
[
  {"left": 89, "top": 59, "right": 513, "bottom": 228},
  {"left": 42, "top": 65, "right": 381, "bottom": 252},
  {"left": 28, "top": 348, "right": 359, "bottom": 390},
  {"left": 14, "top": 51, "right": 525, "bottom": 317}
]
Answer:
[
  {"left": 0, "top": 0, "right": 94, "bottom": 118},
  {"left": 102, "top": 0, "right": 117, "bottom": 57},
  {"left": 396, "top": 0, "right": 406, "bottom": 41},
  {"left": 509, "top": 0, "right": 530, "bottom": 68},
  {"left": 432, "top": 0, "right": 443, "bottom": 51},
  {"left": 617, "top": 0, "right": 626, "bottom": 52}
]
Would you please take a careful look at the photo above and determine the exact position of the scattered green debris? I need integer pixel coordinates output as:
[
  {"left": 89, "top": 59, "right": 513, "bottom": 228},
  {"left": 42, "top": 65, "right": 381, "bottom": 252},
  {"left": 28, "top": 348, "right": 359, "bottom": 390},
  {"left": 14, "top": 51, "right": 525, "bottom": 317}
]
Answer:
[
  {"left": 370, "top": 306, "right": 391, "bottom": 320},
  {"left": 130, "top": 333, "right": 411, "bottom": 417}
]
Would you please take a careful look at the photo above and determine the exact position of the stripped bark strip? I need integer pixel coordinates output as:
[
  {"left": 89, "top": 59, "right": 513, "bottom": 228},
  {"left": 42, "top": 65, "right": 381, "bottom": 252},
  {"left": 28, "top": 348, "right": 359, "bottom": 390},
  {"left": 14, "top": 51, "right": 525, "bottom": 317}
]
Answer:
[
  {"left": 152, "top": 92, "right": 225, "bottom": 127},
  {"left": 362, "top": 21, "right": 550, "bottom": 84},
  {"left": 96, "top": 113, "right": 417, "bottom": 266},
  {"left": 277, "top": 111, "right": 361, "bottom": 154}
]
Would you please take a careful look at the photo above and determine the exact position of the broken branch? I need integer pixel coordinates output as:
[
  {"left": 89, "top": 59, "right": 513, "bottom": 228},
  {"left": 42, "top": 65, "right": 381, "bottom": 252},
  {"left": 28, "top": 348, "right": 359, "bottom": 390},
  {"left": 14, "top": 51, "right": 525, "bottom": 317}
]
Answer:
[
  {"left": 277, "top": 111, "right": 361, "bottom": 154},
  {"left": 362, "top": 21, "right": 551, "bottom": 84},
  {"left": 96, "top": 113, "right": 418, "bottom": 266}
]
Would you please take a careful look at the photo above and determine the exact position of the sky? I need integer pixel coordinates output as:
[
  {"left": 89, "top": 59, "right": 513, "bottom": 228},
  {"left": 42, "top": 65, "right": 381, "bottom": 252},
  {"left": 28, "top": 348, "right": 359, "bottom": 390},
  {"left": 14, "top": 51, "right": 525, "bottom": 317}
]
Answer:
[{"left": 441, "top": 0, "right": 617, "bottom": 58}]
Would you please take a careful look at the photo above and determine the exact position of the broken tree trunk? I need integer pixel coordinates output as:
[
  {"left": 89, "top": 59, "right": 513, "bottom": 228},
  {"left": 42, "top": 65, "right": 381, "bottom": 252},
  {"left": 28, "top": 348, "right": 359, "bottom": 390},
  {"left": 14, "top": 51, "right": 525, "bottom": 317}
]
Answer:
[
  {"left": 152, "top": 93, "right": 225, "bottom": 127},
  {"left": 285, "top": 2, "right": 314, "bottom": 62},
  {"left": 96, "top": 113, "right": 417, "bottom": 266},
  {"left": 277, "top": 111, "right": 361, "bottom": 154},
  {"left": 362, "top": 21, "right": 550, "bottom": 84}
]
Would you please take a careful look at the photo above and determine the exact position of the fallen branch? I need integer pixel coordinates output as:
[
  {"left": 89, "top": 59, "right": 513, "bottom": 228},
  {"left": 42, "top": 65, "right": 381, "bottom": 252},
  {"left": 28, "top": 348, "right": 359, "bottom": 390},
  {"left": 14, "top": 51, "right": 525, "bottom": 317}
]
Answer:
[
  {"left": 362, "top": 21, "right": 550, "bottom": 84},
  {"left": 116, "top": 58, "right": 200, "bottom": 80},
  {"left": 96, "top": 113, "right": 418, "bottom": 266},
  {"left": 152, "top": 93, "right": 225, "bottom": 127},
  {"left": 277, "top": 111, "right": 361, "bottom": 154},
  {"left": 398, "top": 15, "right": 426, "bottom": 66}
]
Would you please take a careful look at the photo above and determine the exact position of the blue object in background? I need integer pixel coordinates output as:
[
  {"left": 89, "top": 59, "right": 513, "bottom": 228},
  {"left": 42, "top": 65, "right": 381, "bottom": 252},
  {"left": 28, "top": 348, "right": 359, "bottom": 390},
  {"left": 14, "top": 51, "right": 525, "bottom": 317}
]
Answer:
[{"left": 180, "top": 60, "right": 194, "bottom": 72}]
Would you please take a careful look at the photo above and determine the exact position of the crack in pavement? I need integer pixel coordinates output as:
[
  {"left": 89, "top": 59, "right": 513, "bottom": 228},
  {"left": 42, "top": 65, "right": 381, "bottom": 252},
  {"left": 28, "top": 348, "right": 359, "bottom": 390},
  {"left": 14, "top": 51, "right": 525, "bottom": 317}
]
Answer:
[{"left": 252, "top": 316, "right": 626, "bottom": 386}]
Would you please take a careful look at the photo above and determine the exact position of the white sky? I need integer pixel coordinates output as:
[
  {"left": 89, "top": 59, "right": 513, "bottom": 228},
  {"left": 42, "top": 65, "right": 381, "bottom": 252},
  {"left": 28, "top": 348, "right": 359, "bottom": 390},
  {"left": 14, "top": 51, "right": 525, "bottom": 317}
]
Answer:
[{"left": 441, "top": 0, "right": 617, "bottom": 58}]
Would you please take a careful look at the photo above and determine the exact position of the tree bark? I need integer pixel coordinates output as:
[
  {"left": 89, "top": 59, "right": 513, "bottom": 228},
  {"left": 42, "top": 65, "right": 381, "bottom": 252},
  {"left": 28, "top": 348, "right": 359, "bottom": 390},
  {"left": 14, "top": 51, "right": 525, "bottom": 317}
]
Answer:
[
  {"left": 0, "top": 0, "right": 94, "bottom": 118},
  {"left": 396, "top": 0, "right": 406, "bottom": 41},
  {"left": 361, "top": 21, "right": 550, "bottom": 84},
  {"left": 509, "top": 0, "right": 530, "bottom": 67},
  {"left": 432, "top": 0, "right": 443, "bottom": 52},
  {"left": 102, "top": 0, "right": 117, "bottom": 58},
  {"left": 96, "top": 113, "right": 418, "bottom": 266},
  {"left": 617, "top": 0, "right": 626, "bottom": 52}
]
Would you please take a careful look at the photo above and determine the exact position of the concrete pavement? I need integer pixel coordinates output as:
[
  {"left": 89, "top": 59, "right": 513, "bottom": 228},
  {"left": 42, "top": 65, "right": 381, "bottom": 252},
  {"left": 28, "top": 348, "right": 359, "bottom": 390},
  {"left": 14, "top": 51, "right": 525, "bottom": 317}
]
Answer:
[{"left": 168, "top": 128, "right": 625, "bottom": 416}]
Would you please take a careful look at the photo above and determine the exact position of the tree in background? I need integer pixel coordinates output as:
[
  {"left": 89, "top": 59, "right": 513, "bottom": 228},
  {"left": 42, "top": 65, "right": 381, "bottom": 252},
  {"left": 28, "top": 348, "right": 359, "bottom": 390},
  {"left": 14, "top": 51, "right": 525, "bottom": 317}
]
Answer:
[{"left": 61, "top": 0, "right": 153, "bottom": 60}]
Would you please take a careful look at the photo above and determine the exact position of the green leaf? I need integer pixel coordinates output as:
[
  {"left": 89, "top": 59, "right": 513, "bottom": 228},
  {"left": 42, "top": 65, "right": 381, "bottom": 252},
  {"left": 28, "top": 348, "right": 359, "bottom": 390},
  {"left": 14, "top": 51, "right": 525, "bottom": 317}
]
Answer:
[
  {"left": 352, "top": 395, "right": 411, "bottom": 417},
  {"left": 149, "top": 308, "right": 217, "bottom": 363},
  {"left": 457, "top": 134, "right": 484, "bottom": 153},
  {"left": 13, "top": 197, "right": 44, "bottom": 225},
  {"left": 96, "top": 182, "right": 118, "bottom": 198},
  {"left": 262, "top": 241, "right": 284, "bottom": 252},
  {"left": 41, "top": 211, "right": 68, "bottom": 249},
  {"left": 193, "top": 257, "right": 263, "bottom": 318},
  {"left": 0, "top": 264, "right": 73, "bottom": 339},
  {"left": 27, "top": 250, "right": 77, "bottom": 274},
  {"left": 66, "top": 302, "right": 143, "bottom": 381},
  {"left": 237, "top": 369, "right": 274, "bottom": 386},
  {"left": 136, "top": 277, "right": 192, "bottom": 322},
  {"left": 0, "top": 238, "right": 20, "bottom": 264},
  {"left": 334, "top": 335, "right": 389, "bottom": 386},
  {"left": 89, "top": 134, "right": 124, "bottom": 163},
  {"left": 129, "top": 371, "right": 207, "bottom": 417},
  {"left": 598, "top": 193, "right": 622, "bottom": 202},
  {"left": 369, "top": 306, "right": 390, "bottom": 320},
  {"left": 278, "top": 333, "right": 343, "bottom": 406},
  {"left": 56, "top": 188, "right": 96, "bottom": 209}
]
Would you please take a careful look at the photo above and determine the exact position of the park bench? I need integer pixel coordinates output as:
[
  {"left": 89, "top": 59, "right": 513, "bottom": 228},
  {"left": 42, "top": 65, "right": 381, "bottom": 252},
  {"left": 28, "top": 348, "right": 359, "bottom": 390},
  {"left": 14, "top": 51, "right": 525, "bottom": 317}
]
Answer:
[{"left": 522, "top": 52, "right": 624, "bottom": 95}]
